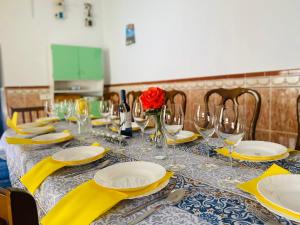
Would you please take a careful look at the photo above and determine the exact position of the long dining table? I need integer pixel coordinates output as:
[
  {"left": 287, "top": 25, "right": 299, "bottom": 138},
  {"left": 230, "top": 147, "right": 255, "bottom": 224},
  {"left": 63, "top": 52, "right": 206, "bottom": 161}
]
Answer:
[{"left": 1, "top": 122, "right": 300, "bottom": 225}]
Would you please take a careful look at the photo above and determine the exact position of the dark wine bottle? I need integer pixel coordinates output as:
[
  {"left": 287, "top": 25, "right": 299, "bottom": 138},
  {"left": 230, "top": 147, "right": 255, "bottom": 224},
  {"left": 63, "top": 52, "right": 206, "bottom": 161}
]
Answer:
[{"left": 119, "top": 90, "right": 132, "bottom": 137}]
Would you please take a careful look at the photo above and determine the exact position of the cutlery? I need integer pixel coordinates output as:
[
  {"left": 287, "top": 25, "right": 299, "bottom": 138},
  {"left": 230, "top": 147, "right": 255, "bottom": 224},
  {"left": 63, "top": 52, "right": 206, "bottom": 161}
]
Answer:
[
  {"left": 122, "top": 192, "right": 169, "bottom": 217},
  {"left": 64, "top": 160, "right": 111, "bottom": 178},
  {"left": 247, "top": 205, "right": 281, "bottom": 225},
  {"left": 122, "top": 179, "right": 177, "bottom": 217},
  {"left": 127, "top": 189, "right": 186, "bottom": 225}
]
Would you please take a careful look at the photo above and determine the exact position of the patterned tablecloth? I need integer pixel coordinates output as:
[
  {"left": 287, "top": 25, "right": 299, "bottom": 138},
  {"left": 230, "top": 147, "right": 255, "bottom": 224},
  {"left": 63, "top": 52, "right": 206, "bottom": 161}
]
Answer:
[{"left": 1, "top": 122, "right": 300, "bottom": 225}]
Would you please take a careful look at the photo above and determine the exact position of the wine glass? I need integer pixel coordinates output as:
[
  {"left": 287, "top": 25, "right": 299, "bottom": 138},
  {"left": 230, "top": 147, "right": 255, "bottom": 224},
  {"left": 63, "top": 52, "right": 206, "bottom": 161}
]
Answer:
[
  {"left": 99, "top": 100, "right": 111, "bottom": 128},
  {"left": 110, "top": 103, "right": 127, "bottom": 153},
  {"left": 193, "top": 103, "right": 216, "bottom": 168},
  {"left": 44, "top": 100, "right": 57, "bottom": 117},
  {"left": 215, "top": 105, "right": 245, "bottom": 182},
  {"left": 161, "top": 104, "right": 185, "bottom": 171},
  {"left": 133, "top": 100, "right": 149, "bottom": 155},
  {"left": 74, "top": 99, "right": 89, "bottom": 134},
  {"left": 60, "top": 100, "right": 71, "bottom": 121}
]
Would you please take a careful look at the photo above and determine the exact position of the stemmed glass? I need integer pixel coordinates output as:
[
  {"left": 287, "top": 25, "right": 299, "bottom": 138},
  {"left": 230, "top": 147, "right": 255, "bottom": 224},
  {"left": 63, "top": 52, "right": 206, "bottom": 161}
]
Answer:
[
  {"left": 74, "top": 99, "right": 89, "bottom": 134},
  {"left": 215, "top": 105, "right": 245, "bottom": 182},
  {"left": 60, "top": 100, "right": 72, "bottom": 121},
  {"left": 193, "top": 103, "right": 216, "bottom": 168},
  {"left": 99, "top": 100, "right": 111, "bottom": 128},
  {"left": 110, "top": 103, "right": 127, "bottom": 153},
  {"left": 161, "top": 104, "right": 185, "bottom": 171},
  {"left": 44, "top": 101, "right": 58, "bottom": 117},
  {"left": 132, "top": 100, "right": 149, "bottom": 156}
]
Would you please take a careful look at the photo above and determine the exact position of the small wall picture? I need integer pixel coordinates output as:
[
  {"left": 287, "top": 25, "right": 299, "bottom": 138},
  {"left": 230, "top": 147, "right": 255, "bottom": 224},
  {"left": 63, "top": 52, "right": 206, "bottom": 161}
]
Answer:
[{"left": 126, "top": 24, "right": 135, "bottom": 46}]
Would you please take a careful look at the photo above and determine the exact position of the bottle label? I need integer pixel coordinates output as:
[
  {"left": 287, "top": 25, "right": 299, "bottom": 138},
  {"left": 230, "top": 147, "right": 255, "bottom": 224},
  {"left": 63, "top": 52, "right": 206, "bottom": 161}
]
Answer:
[{"left": 120, "top": 112, "right": 132, "bottom": 130}]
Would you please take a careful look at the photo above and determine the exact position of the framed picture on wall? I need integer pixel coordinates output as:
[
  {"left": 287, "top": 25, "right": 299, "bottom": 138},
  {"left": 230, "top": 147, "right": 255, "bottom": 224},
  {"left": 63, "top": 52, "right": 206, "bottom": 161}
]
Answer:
[{"left": 126, "top": 24, "right": 135, "bottom": 46}]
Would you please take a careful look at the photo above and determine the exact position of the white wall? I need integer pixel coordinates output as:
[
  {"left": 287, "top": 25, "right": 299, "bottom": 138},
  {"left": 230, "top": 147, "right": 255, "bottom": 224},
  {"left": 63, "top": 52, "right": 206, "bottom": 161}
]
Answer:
[
  {"left": 0, "top": 0, "right": 104, "bottom": 87},
  {"left": 102, "top": 0, "right": 300, "bottom": 84}
]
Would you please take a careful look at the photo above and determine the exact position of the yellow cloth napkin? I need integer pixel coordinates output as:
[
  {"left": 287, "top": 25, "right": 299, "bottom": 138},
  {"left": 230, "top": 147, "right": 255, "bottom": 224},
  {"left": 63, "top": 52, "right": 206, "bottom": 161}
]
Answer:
[
  {"left": 6, "top": 130, "right": 73, "bottom": 145},
  {"left": 167, "top": 134, "right": 199, "bottom": 145},
  {"left": 41, "top": 171, "right": 173, "bottom": 225},
  {"left": 237, "top": 164, "right": 300, "bottom": 219},
  {"left": 21, "top": 143, "right": 107, "bottom": 194},
  {"left": 6, "top": 112, "right": 54, "bottom": 135},
  {"left": 216, "top": 148, "right": 288, "bottom": 162},
  {"left": 91, "top": 119, "right": 111, "bottom": 126},
  {"left": 21, "top": 157, "right": 67, "bottom": 194}
]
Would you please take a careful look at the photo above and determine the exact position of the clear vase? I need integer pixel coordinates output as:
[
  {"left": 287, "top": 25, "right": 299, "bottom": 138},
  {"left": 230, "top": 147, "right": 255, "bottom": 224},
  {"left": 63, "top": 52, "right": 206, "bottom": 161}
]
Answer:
[{"left": 152, "top": 113, "right": 164, "bottom": 148}]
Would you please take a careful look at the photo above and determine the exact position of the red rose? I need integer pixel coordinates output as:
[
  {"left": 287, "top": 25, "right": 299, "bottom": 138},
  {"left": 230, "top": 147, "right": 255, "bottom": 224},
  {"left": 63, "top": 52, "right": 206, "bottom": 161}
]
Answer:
[{"left": 140, "top": 87, "right": 165, "bottom": 110}]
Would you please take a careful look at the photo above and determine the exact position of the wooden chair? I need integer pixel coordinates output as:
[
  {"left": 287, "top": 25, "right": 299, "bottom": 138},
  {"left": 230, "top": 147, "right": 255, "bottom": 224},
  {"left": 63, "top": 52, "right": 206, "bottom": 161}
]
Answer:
[
  {"left": 164, "top": 90, "right": 187, "bottom": 115},
  {"left": 10, "top": 106, "right": 45, "bottom": 124},
  {"left": 103, "top": 92, "right": 120, "bottom": 104},
  {"left": 127, "top": 91, "right": 142, "bottom": 111},
  {"left": 0, "top": 188, "right": 39, "bottom": 225},
  {"left": 204, "top": 87, "right": 261, "bottom": 140},
  {"left": 295, "top": 95, "right": 300, "bottom": 150}
]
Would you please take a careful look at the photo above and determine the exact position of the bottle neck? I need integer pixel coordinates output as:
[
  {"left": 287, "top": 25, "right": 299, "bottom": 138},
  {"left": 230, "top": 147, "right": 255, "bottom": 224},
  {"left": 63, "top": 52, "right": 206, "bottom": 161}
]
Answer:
[{"left": 120, "top": 90, "right": 126, "bottom": 103}]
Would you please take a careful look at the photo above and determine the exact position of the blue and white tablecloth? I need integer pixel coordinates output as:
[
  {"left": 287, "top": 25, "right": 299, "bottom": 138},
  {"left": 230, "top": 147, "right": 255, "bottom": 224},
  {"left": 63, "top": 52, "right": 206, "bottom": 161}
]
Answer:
[{"left": 1, "top": 122, "right": 300, "bottom": 225}]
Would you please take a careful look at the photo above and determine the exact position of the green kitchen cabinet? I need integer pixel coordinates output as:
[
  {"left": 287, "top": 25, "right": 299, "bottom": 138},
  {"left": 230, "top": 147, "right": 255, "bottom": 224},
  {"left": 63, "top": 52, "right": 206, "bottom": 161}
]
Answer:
[
  {"left": 52, "top": 44, "right": 103, "bottom": 81},
  {"left": 51, "top": 45, "right": 80, "bottom": 80},
  {"left": 79, "top": 47, "right": 104, "bottom": 80}
]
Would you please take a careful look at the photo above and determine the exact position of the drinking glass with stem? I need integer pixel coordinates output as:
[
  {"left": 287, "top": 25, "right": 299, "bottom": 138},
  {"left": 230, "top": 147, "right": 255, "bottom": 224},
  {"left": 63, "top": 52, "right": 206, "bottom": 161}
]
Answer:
[
  {"left": 110, "top": 103, "right": 127, "bottom": 154},
  {"left": 99, "top": 100, "right": 111, "bottom": 128},
  {"left": 132, "top": 99, "right": 150, "bottom": 157},
  {"left": 193, "top": 103, "right": 217, "bottom": 168},
  {"left": 44, "top": 100, "right": 59, "bottom": 117},
  {"left": 74, "top": 99, "right": 89, "bottom": 134},
  {"left": 215, "top": 104, "right": 245, "bottom": 183},
  {"left": 161, "top": 103, "right": 185, "bottom": 171}
]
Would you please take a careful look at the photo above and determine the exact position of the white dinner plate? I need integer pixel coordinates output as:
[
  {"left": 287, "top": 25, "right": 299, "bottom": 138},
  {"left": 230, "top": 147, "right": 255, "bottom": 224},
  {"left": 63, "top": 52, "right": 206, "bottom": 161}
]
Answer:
[
  {"left": 245, "top": 152, "right": 289, "bottom": 162},
  {"left": 36, "top": 116, "right": 60, "bottom": 123},
  {"left": 52, "top": 146, "right": 106, "bottom": 165},
  {"left": 94, "top": 161, "right": 166, "bottom": 191},
  {"left": 127, "top": 180, "right": 170, "bottom": 199},
  {"left": 235, "top": 141, "right": 288, "bottom": 158},
  {"left": 91, "top": 118, "right": 111, "bottom": 126},
  {"left": 257, "top": 197, "right": 300, "bottom": 223},
  {"left": 21, "top": 125, "right": 55, "bottom": 135},
  {"left": 32, "top": 132, "right": 71, "bottom": 142},
  {"left": 167, "top": 130, "right": 198, "bottom": 144},
  {"left": 257, "top": 174, "right": 300, "bottom": 215},
  {"left": 18, "top": 121, "right": 45, "bottom": 129}
]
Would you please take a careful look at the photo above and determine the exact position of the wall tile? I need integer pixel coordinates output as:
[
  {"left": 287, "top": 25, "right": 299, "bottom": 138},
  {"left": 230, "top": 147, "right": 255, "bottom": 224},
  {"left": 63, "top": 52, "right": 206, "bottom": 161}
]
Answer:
[{"left": 270, "top": 88, "right": 300, "bottom": 133}]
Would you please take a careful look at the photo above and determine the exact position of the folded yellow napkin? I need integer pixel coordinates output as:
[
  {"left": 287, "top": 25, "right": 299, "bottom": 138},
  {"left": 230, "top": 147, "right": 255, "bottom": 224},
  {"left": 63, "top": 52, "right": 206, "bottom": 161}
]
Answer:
[
  {"left": 41, "top": 171, "right": 173, "bottom": 225},
  {"left": 91, "top": 119, "right": 111, "bottom": 126},
  {"left": 237, "top": 164, "right": 300, "bottom": 219},
  {"left": 110, "top": 126, "right": 140, "bottom": 132},
  {"left": 6, "top": 130, "right": 73, "bottom": 145},
  {"left": 6, "top": 113, "right": 54, "bottom": 135},
  {"left": 216, "top": 148, "right": 288, "bottom": 162},
  {"left": 167, "top": 134, "right": 199, "bottom": 145},
  {"left": 21, "top": 143, "right": 107, "bottom": 194}
]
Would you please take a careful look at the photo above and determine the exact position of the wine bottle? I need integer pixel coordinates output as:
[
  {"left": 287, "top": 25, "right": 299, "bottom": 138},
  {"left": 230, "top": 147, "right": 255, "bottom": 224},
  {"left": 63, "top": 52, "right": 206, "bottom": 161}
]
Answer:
[{"left": 119, "top": 90, "right": 132, "bottom": 137}]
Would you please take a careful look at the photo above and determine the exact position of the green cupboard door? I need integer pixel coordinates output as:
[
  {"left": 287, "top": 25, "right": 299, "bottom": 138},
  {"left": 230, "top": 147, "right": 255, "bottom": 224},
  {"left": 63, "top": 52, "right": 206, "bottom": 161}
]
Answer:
[
  {"left": 51, "top": 45, "right": 80, "bottom": 80},
  {"left": 78, "top": 47, "right": 104, "bottom": 80}
]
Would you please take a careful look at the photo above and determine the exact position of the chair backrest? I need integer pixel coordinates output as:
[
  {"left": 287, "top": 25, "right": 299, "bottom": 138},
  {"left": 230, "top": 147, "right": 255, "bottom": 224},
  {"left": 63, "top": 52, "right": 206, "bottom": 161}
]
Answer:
[
  {"left": 204, "top": 87, "right": 261, "bottom": 140},
  {"left": 103, "top": 92, "right": 120, "bottom": 104},
  {"left": 164, "top": 90, "right": 187, "bottom": 115},
  {"left": 296, "top": 95, "right": 300, "bottom": 150},
  {"left": 127, "top": 91, "right": 142, "bottom": 111},
  {"left": 10, "top": 106, "right": 45, "bottom": 124},
  {"left": 0, "top": 188, "right": 39, "bottom": 225}
]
